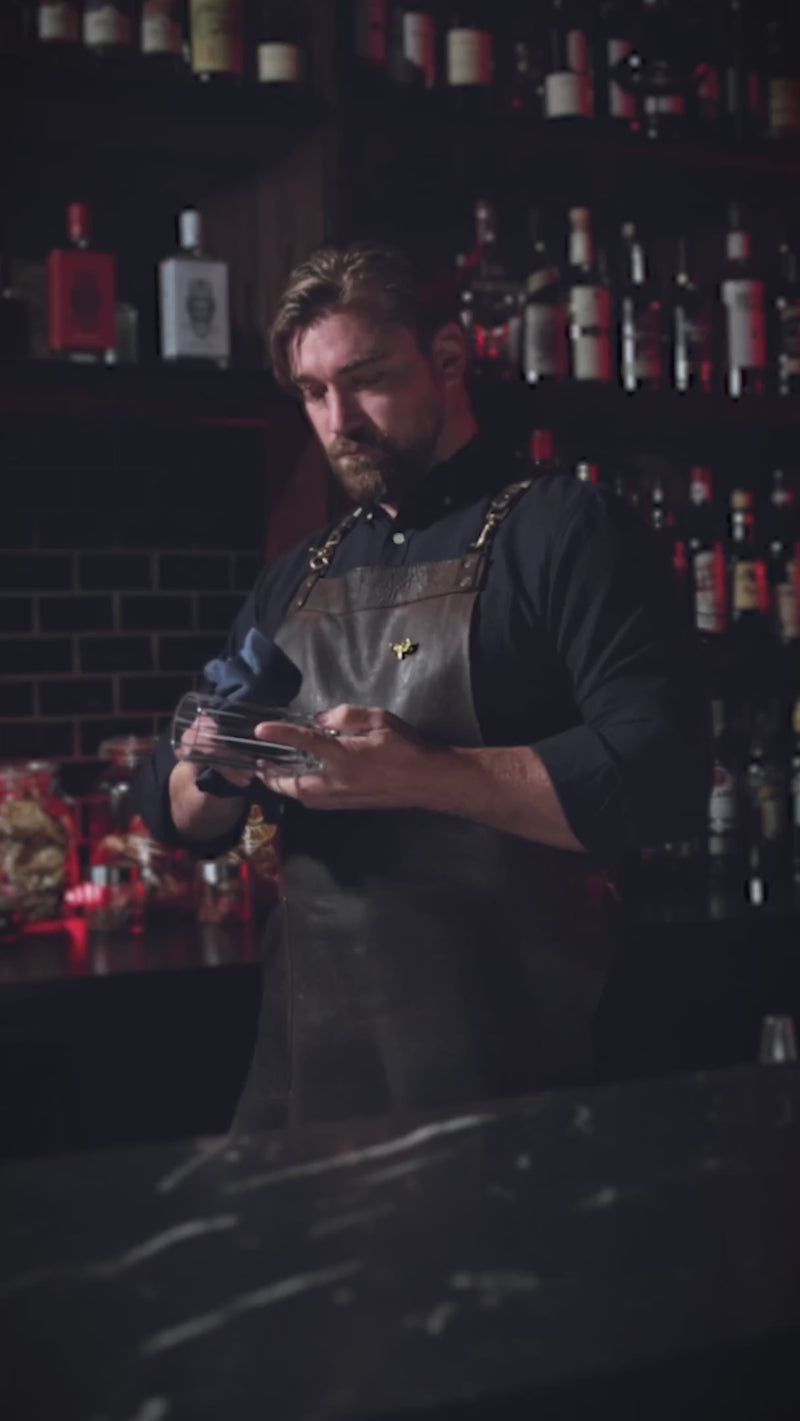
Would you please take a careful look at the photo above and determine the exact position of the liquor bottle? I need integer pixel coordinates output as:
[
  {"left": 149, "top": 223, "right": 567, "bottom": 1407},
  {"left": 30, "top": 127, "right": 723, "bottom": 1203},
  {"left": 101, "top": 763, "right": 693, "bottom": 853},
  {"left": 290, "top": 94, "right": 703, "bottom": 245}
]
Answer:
[
  {"left": 256, "top": 1, "right": 305, "bottom": 86},
  {"left": 35, "top": 1, "right": 80, "bottom": 47},
  {"left": 648, "top": 470, "right": 689, "bottom": 610},
  {"left": 745, "top": 698, "right": 791, "bottom": 909},
  {"left": 140, "top": 0, "right": 188, "bottom": 71},
  {"left": 529, "top": 427, "right": 557, "bottom": 473},
  {"left": 765, "top": 7, "right": 800, "bottom": 141},
  {"left": 636, "top": 0, "right": 689, "bottom": 142},
  {"left": 389, "top": 3, "right": 435, "bottom": 90},
  {"left": 521, "top": 209, "right": 568, "bottom": 386},
  {"left": 599, "top": 0, "right": 637, "bottom": 132},
  {"left": 47, "top": 202, "right": 115, "bottom": 362},
  {"left": 728, "top": 487, "right": 770, "bottom": 677},
  {"left": 720, "top": 203, "right": 767, "bottom": 398},
  {"left": 575, "top": 459, "right": 599, "bottom": 484},
  {"left": 542, "top": 0, "right": 594, "bottom": 124},
  {"left": 443, "top": 5, "right": 493, "bottom": 113},
  {"left": 566, "top": 206, "right": 612, "bottom": 383},
  {"left": 707, "top": 697, "right": 746, "bottom": 917},
  {"left": 618, "top": 220, "right": 662, "bottom": 393},
  {"left": 353, "top": 0, "right": 389, "bottom": 90},
  {"left": 671, "top": 235, "right": 713, "bottom": 395},
  {"left": 774, "top": 233, "right": 800, "bottom": 398},
  {"left": 82, "top": 0, "right": 133, "bottom": 57},
  {"left": 458, "top": 199, "right": 521, "bottom": 379},
  {"left": 158, "top": 208, "right": 230, "bottom": 367},
  {"left": 766, "top": 468, "right": 800, "bottom": 654},
  {"left": 504, "top": 6, "right": 545, "bottom": 121},
  {"left": 189, "top": 0, "right": 243, "bottom": 82},
  {"left": 721, "top": 0, "right": 764, "bottom": 143},
  {"left": 686, "top": 465, "right": 728, "bottom": 644},
  {"left": 0, "top": 255, "right": 30, "bottom": 359}
]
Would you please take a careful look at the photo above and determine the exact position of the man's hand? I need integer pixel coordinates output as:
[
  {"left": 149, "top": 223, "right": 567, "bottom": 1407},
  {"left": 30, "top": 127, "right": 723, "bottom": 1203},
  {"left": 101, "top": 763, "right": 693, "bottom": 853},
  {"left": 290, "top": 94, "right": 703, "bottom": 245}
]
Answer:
[
  {"left": 178, "top": 711, "right": 253, "bottom": 790},
  {"left": 254, "top": 704, "right": 444, "bottom": 810}
]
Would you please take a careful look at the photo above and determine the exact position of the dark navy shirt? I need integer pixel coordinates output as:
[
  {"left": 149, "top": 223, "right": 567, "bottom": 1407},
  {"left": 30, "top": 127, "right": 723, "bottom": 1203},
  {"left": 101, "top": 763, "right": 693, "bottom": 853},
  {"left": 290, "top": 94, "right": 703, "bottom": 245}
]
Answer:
[{"left": 133, "top": 431, "right": 711, "bottom": 862}]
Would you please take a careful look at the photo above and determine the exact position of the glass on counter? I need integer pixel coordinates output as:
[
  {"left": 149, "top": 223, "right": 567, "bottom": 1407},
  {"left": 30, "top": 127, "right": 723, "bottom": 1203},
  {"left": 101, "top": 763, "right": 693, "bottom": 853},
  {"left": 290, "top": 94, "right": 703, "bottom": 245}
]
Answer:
[
  {"left": 87, "top": 863, "right": 145, "bottom": 936},
  {"left": 195, "top": 855, "right": 251, "bottom": 926},
  {"left": 0, "top": 761, "right": 78, "bottom": 923}
]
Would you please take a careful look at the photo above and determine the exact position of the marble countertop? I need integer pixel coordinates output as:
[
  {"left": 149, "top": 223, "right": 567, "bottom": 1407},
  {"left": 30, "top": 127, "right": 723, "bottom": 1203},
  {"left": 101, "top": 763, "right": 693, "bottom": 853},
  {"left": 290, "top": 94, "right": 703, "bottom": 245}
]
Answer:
[{"left": 1, "top": 1063, "right": 798, "bottom": 1420}]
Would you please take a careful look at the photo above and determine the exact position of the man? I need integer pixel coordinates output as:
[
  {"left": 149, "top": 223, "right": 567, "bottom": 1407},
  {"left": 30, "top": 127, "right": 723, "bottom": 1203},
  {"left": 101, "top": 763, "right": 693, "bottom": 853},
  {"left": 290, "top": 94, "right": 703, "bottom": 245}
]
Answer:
[{"left": 134, "top": 240, "right": 710, "bottom": 1132}]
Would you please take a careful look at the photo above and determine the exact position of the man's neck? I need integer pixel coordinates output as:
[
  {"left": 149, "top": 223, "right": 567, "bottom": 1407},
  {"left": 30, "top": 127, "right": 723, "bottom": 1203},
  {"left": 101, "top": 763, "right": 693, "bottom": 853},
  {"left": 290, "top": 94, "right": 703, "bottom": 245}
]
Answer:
[{"left": 379, "top": 412, "right": 479, "bottom": 519}]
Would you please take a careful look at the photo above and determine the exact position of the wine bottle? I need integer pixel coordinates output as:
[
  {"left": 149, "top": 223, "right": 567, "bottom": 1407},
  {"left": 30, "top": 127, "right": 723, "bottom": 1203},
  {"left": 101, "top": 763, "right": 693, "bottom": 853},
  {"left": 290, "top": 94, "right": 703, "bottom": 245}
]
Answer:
[
  {"left": 745, "top": 697, "right": 791, "bottom": 910},
  {"left": 720, "top": 202, "right": 766, "bottom": 398},
  {"left": 774, "top": 232, "right": 800, "bottom": 397},
  {"left": 686, "top": 465, "right": 728, "bottom": 643},
  {"left": 389, "top": 3, "right": 436, "bottom": 90},
  {"left": 728, "top": 487, "right": 771, "bottom": 679},
  {"left": 82, "top": 0, "right": 133, "bottom": 58},
  {"left": 575, "top": 459, "right": 600, "bottom": 484},
  {"left": 722, "top": 0, "right": 765, "bottom": 143},
  {"left": 599, "top": 0, "right": 637, "bottom": 132},
  {"left": 158, "top": 208, "right": 230, "bottom": 367},
  {"left": 689, "top": 1, "right": 723, "bottom": 129},
  {"left": 671, "top": 235, "right": 713, "bottom": 395},
  {"left": 458, "top": 199, "right": 522, "bottom": 379},
  {"left": 522, "top": 209, "right": 568, "bottom": 386},
  {"left": 566, "top": 206, "right": 612, "bottom": 382},
  {"left": 35, "top": 1, "right": 80, "bottom": 46},
  {"left": 618, "top": 219, "right": 662, "bottom": 393},
  {"left": 0, "top": 255, "right": 30, "bottom": 359},
  {"left": 189, "top": 0, "right": 243, "bottom": 82},
  {"left": 444, "top": 5, "right": 493, "bottom": 113},
  {"left": 707, "top": 696, "right": 746, "bottom": 917},
  {"left": 256, "top": 1, "right": 305, "bottom": 86},
  {"left": 638, "top": 0, "right": 689, "bottom": 143},
  {"left": 47, "top": 201, "right": 116, "bottom": 363},
  {"left": 354, "top": 0, "right": 389, "bottom": 89},
  {"left": 543, "top": 0, "right": 594, "bottom": 123},
  {"left": 140, "top": 0, "right": 188, "bottom": 71},
  {"left": 765, "top": 7, "right": 800, "bottom": 141},
  {"left": 528, "top": 427, "right": 557, "bottom": 473},
  {"left": 766, "top": 468, "right": 800, "bottom": 653},
  {"left": 504, "top": 6, "right": 545, "bottom": 121}
]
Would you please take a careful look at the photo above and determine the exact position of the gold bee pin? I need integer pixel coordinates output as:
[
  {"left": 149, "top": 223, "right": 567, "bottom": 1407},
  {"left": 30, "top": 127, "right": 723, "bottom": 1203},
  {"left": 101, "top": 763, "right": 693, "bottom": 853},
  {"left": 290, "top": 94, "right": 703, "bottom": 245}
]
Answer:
[{"left": 390, "top": 637, "right": 419, "bottom": 661}]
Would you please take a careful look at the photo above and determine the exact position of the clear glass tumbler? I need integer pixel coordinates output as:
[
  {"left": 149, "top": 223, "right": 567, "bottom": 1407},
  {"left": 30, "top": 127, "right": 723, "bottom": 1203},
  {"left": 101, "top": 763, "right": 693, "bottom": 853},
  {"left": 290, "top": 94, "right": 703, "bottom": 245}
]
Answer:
[{"left": 171, "top": 691, "right": 327, "bottom": 777}]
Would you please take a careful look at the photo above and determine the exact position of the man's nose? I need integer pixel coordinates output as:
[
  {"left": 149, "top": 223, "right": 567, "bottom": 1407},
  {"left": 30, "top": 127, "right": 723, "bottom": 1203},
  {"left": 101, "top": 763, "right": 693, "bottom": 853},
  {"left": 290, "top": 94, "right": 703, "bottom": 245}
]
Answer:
[{"left": 326, "top": 387, "right": 362, "bottom": 437}]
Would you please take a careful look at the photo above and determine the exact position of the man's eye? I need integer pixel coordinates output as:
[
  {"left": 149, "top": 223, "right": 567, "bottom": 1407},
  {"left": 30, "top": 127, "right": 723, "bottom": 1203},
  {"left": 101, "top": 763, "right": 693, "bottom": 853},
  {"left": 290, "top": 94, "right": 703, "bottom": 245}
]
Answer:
[
  {"left": 358, "top": 373, "right": 385, "bottom": 388},
  {"left": 302, "top": 388, "right": 325, "bottom": 403}
]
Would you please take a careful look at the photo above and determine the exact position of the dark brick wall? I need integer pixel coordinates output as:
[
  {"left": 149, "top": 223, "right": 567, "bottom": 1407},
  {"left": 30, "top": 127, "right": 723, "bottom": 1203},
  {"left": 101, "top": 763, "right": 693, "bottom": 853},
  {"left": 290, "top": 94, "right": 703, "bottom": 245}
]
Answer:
[{"left": 1, "top": 407, "right": 271, "bottom": 800}]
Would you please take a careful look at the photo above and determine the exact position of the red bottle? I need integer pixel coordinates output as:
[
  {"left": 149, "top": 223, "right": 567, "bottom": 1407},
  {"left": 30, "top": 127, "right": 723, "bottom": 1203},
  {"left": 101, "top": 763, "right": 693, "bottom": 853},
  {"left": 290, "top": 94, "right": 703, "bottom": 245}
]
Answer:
[{"left": 47, "top": 202, "right": 115, "bottom": 360}]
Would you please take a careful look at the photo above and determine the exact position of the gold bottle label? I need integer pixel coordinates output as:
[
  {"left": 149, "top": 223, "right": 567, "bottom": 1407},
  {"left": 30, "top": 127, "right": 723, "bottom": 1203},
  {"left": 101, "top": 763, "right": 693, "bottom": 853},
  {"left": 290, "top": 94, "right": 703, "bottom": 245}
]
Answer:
[{"left": 190, "top": 0, "right": 242, "bottom": 76}]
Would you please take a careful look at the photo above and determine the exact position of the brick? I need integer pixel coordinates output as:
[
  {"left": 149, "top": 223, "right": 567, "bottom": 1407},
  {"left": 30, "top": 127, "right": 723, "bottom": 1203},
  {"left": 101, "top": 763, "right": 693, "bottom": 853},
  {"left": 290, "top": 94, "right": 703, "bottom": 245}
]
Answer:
[
  {"left": 119, "top": 675, "right": 191, "bottom": 713},
  {"left": 0, "top": 637, "right": 72, "bottom": 674},
  {"left": 0, "top": 683, "right": 34, "bottom": 717},
  {"left": 0, "top": 597, "right": 33, "bottom": 633},
  {"left": 40, "top": 595, "right": 114, "bottom": 633},
  {"left": 79, "top": 718, "right": 156, "bottom": 757},
  {"left": 159, "top": 553, "right": 230, "bottom": 590},
  {"left": 0, "top": 554, "right": 72, "bottom": 590},
  {"left": 158, "top": 634, "right": 223, "bottom": 673},
  {"left": 0, "top": 721, "right": 74, "bottom": 759},
  {"left": 196, "top": 593, "right": 245, "bottom": 632},
  {"left": 79, "top": 636, "right": 153, "bottom": 673},
  {"left": 78, "top": 554, "right": 153, "bottom": 590},
  {"left": 39, "top": 678, "right": 114, "bottom": 716},
  {"left": 233, "top": 553, "right": 263, "bottom": 591},
  {"left": 120, "top": 595, "right": 193, "bottom": 631}
]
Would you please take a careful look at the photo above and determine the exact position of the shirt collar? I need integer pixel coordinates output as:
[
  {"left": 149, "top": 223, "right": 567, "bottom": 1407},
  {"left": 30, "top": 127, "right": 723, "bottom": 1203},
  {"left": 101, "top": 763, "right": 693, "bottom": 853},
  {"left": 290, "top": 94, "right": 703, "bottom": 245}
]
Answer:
[{"left": 366, "top": 431, "right": 511, "bottom": 531}]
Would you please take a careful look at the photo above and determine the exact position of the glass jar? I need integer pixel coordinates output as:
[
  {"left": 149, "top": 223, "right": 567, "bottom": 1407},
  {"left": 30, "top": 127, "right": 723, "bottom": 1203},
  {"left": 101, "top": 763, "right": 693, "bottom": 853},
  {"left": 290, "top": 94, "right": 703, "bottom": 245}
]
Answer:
[
  {"left": 90, "top": 735, "right": 192, "bottom": 917},
  {"left": 87, "top": 863, "right": 145, "bottom": 935},
  {"left": 195, "top": 855, "right": 251, "bottom": 926},
  {"left": 0, "top": 761, "right": 78, "bottom": 923}
]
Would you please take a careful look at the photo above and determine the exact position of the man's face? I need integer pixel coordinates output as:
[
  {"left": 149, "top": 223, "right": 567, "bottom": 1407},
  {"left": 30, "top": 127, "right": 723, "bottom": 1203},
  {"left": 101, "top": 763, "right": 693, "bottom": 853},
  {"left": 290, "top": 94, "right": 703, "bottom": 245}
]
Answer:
[{"left": 290, "top": 309, "right": 447, "bottom": 506}]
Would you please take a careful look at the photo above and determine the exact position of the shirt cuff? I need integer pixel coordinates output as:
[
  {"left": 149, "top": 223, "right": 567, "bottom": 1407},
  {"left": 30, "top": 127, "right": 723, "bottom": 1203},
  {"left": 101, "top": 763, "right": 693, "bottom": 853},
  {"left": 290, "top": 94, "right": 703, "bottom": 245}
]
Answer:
[{"left": 532, "top": 725, "right": 628, "bottom": 861}]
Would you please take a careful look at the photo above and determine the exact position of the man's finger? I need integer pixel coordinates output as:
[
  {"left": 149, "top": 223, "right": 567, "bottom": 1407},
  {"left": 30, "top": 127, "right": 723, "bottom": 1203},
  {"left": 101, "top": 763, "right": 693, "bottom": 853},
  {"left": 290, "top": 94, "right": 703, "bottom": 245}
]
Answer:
[{"left": 316, "top": 704, "right": 386, "bottom": 732}]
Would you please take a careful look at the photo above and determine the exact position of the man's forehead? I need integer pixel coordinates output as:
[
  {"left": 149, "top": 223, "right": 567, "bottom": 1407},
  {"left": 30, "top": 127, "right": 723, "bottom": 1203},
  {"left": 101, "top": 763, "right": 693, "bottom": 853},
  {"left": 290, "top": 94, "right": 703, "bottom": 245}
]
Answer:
[{"left": 290, "top": 312, "right": 409, "bottom": 381}]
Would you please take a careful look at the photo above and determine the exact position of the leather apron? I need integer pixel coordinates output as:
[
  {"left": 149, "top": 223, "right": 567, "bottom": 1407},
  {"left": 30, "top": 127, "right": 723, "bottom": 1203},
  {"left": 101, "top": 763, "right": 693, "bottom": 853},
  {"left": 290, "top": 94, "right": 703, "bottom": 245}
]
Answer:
[{"left": 233, "top": 479, "right": 615, "bottom": 1132}]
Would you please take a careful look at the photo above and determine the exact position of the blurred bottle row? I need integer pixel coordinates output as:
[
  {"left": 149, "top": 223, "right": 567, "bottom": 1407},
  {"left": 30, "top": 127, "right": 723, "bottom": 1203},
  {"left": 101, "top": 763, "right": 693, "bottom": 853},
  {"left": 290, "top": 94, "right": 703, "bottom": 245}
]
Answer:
[
  {"left": 458, "top": 198, "right": 800, "bottom": 399},
  {"left": 7, "top": 1, "right": 800, "bottom": 150}
]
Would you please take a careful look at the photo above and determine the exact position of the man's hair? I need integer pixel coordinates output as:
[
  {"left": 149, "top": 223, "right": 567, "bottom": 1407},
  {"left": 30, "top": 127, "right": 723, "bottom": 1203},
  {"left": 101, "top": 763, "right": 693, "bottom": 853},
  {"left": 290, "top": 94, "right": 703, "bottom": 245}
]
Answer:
[{"left": 268, "top": 240, "right": 460, "bottom": 393}]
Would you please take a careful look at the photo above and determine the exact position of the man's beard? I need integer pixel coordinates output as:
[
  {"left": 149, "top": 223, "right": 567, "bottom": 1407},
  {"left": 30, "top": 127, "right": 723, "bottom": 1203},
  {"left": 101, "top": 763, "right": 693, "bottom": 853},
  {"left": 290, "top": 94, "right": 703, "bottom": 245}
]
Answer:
[{"left": 326, "top": 422, "right": 441, "bottom": 508}]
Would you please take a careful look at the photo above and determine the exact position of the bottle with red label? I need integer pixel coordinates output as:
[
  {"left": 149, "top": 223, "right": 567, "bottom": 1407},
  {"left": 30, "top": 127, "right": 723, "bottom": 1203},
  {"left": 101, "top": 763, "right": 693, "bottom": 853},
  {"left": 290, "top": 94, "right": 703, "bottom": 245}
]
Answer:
[
  {"left": 686, "top": 465, "right": 728, "bottom": 645},
  {"left": 47, "top": 202, "right": 116, "bottom": 363},
  {"left": 720, "top": 202, "right": 767, "bottom": 398},
  {"left": 543, "top": 0, "right": 594, "bottom": 125}
]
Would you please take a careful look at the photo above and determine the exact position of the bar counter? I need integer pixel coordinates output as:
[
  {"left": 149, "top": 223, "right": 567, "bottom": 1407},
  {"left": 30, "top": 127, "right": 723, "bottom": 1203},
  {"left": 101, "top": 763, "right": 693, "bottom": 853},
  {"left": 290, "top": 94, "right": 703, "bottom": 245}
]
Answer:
[{"left": 1, "top": 1061, "right": 798, "bottom": 1420}]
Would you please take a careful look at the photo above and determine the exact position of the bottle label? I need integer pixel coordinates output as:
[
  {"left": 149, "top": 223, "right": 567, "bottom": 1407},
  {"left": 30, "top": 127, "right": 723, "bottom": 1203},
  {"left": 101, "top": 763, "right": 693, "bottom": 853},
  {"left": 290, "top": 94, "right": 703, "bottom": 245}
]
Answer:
[
  {"left": 645, "top": 93, "right": 684, "bottom": 117},
  {"left": 544, "top": 71, "right": 593, "bottom": 119},
  {"left": 778, "top": 298, "right": 800, "bottom": 377},
  {"left": 621, "top": 299, "right": 662, "bottom": 385},
  {"left": 446, "top": 28, "right": 492, "bottom": 87},
  {"left": 403, "top": 12, "right": 435, "bottom": 88},
  {"left": 569, "top": 285, "right": 612, "bottom": 381},
  {"left": 355, "top": 0, "right": 387, "bottom": 66},
  {"left": 768, "top": 77, "right": 800, "bottom": 136},
  {"left": 159, "top": 257, "right": 230, "bottom": 360},
  {"left": 83, "top": 3, "right": 131, "bottom": 46},
  {"left": 733, "top": 559, "right": 768, "bottom": 613},
  {"left": 693, "top": 546, "right": 727, "bottom": 633},
  {"left": 257, "top": 42, "right": 301, "bottom": 83},
  {"left": 722, "top": 279, "right": 766, "bottom": 370},
  {"left": 190, "top": 0, "right": 243, "bottom": 76},
  {"left": 607, "top": 37, "right": 635, "bottom": 119},
  {"left": 756, "top": 781, "right": 785, "bottom": 842},
  {"left": 142, "top": 0, "right": 183, "bottom": 55},
  {"left": 38, "top": 2, "right": 79, "bottom": 41},
  {"left": 775, "top": 565, "right": 800, "bottom": 640},
  {"left": 523, "top": 302, "right": 569, "bottom": 380},
  {"left": 566, "top": 29, "right": 588, "bottom": 73}
]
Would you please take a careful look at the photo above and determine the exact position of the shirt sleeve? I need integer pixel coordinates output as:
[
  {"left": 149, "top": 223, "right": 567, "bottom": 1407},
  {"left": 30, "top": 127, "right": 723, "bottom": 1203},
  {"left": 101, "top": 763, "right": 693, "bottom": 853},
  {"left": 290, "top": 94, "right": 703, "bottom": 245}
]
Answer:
[{"left": 531, "top": 485, "right": 712, "bottom": 860}]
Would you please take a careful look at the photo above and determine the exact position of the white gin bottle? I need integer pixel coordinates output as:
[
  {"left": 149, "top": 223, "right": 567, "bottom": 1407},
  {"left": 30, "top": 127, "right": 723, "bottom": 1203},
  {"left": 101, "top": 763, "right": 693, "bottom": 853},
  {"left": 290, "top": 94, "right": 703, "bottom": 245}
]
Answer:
[{"left": 158, "top": 208, "right": 230, "bottom": 367}]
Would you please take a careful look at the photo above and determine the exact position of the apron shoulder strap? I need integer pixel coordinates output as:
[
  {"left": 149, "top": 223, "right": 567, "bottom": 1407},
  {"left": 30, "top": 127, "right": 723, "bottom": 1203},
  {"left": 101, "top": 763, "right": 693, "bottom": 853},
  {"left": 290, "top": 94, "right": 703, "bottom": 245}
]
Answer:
[
  {"left": 457, "top": 477, "right": 535, "bottom": 592},
  {"left": 292, "top": 506, "right": 365, "bottom": 610}
]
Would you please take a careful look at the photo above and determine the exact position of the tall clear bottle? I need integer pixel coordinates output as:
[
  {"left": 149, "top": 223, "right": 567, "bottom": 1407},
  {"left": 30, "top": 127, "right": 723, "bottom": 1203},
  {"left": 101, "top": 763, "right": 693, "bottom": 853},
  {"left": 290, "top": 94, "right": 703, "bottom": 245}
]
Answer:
[
  {"left": 720, "top": 202, "right": 767, "bottom": 398},
  {"left": 671, "top": 234, "right": 713, "bottom": 395},
  {"left": 618, "top": 219, "right": 662, "bottom": 392},
  {"left": 542, "top": 0, "right": 594, "bottom": 124},
  {"left": 522, "top": 208, "right": 568, "bottom": 386},
  {"left": 158, "top": 208, "right": 231, "bottom": 367},
  {"left": 566, "top": 206, "right": 612, "bottom": 383}
]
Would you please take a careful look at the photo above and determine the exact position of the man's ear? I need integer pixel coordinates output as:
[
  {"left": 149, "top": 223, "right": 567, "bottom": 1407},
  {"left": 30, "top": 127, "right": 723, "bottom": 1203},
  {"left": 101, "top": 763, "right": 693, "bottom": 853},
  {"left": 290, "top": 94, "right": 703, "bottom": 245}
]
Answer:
[{"left": 429, "top": 322, "right": 470, "bottom": 386}]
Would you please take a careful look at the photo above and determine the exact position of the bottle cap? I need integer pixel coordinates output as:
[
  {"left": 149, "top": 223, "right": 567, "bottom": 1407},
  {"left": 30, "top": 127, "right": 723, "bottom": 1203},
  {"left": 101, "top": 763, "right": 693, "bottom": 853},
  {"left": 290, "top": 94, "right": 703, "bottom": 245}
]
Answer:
[
  {"left": 67, "top": 202, "right": 90, "bottom": 244},
  {"left": 178, "top": 208, "right": 202, "bottom": 251}
]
